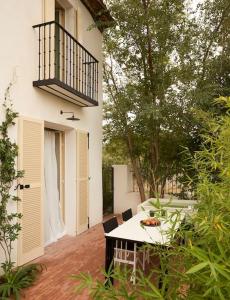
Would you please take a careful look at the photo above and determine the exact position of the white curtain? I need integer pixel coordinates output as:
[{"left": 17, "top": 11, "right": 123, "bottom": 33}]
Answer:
[{"left": 44, "top": 131, "right": 65, "bottom": 246}]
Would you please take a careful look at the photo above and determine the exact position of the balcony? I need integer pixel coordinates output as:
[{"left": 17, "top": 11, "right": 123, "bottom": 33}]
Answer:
[{"left": 33, "top": 21, "right": 98, "bottom": 107}]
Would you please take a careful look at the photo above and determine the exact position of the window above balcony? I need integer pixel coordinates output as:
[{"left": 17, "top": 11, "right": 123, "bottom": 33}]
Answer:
[{"left": 33, "top": 21, "right": 99, "bottom": 107}]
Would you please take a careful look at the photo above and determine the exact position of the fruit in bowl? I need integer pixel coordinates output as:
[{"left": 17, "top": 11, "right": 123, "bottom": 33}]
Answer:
[{"left": 141, "top": 217, "right": 161, "bottom": 227}]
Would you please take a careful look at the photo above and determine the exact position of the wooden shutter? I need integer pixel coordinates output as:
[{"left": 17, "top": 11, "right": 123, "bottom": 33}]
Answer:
[
  {"left": 76, "top": 130, "right": 89, "bottom": 234},
  {"left": 17, "top": 117, "right": 44, "bottom": 265},
  {"left": 59, "top": 132, "right": 65, "bottom": 223}
]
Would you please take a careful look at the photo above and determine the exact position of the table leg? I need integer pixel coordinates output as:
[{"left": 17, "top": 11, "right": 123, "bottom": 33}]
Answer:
[{"left": 105, "top": 237, "right": 115, "bottom": 286}]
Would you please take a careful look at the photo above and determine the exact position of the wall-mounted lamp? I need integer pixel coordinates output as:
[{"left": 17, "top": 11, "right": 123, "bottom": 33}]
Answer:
[{"left": 60, "top": 110, "right": 80, "bottom": 121}]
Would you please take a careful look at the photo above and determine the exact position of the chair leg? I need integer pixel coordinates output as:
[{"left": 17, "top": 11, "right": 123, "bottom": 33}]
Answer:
[
  {"left": 119, "top": 241, "right": 123, "bottom": 266},
  {"left": 115, "top": 240, "right": 119, "bottom": 266},
  {"left": 142, "top": 250, "right": 145, "bottom": 271}
]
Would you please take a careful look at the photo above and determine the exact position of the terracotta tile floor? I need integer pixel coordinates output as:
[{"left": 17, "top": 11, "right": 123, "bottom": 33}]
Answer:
[{"left": 23, "top": 221, "right": 107, "bottom": 300}]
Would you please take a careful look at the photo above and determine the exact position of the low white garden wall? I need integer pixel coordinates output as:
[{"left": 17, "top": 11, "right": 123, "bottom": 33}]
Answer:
[
  {"left": 113, "top": 164, "right": 197, "bottom": 215},
  {"left": 137, "top": 198, "right": 197, "bottom": 213},
  {"left": 113, "top": 165, "right": 140, "bottom": 214}
]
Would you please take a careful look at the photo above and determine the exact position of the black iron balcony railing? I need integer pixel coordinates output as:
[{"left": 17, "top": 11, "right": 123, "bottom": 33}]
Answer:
[{"left": 33, "top": 21, "right": 98, "bottom": 107}]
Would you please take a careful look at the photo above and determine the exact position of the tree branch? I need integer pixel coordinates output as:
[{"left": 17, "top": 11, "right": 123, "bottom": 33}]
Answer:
[{"left": 201, "top": 2, "right": 230, "bottom": 79}]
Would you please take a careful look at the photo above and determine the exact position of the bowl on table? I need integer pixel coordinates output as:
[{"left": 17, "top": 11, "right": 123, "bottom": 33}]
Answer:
[{"left": 140, "top": 217, "right": 161, "bottom": 227}]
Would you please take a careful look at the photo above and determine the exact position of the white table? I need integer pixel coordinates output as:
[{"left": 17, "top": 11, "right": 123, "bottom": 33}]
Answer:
[
  {"left": 104, "top": 210, "right": 184, "bottom": 285},
  {"left": 106, "top": 211, "right": 183, "bottom": 245}
]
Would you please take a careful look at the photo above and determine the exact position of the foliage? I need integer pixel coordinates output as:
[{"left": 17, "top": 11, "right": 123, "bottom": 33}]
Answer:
[
  {"left": 103, "top": 138, "right": 129, "bottom": 167},
  {"left": 102, "top": 0, "right": 230, "bottom": 200},
  {"left": 0, "top": 83, "right": 23, "bottom": 274},
  {"left": 74, "top": 97, "right": 230, "bottom": 299},
  {"left": 0, "top": 264, "right": 44, "bottom": 300}
]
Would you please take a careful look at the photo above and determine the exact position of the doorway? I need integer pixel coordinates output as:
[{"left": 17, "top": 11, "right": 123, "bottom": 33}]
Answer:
[{"left": 44, "top": 129, "right": 65, "bottom": 246}]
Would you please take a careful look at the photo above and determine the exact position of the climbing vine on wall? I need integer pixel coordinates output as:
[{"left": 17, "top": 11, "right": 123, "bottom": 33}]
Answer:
[{"left": 0, "top": 82, "right": 23, "bottom": 274}]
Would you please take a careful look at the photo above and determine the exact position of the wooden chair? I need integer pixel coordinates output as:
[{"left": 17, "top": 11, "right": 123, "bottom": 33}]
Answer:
[
  {"left": 122, "top": 208, "right": 149, "bottom": 271},
  {"left": 103, "top": 216, "right": 118, "bottom": 233},
  {"left": 122, "top": 208, "right": 133, "bottom": 222},
  {"left": 103, "top": 216, "right": 137, "bottom": 284}
]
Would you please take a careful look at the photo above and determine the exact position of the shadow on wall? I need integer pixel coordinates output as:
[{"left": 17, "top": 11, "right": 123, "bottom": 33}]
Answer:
[{"left": 103, "top": 166, "right": 113, "bottom": 215}]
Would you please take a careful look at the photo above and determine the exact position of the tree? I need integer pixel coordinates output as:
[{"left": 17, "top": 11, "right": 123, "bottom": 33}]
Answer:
[{"left": 103, "top": 0, "right": 230, "bottom": 201}]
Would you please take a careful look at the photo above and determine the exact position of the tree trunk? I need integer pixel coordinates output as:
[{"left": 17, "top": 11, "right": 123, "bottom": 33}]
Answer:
[
  {"left": 132, "top": 157, "right": 146, "bottom": 202},
  {"left": 160, "top": 177, "right": 167, "bottom": 198},
  {"left": 126, "top": 133, "right": 146, "bottom": 202}
]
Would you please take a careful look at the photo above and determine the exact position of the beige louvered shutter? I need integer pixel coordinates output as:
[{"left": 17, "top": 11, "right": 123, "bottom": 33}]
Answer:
[
  {"left": 76, "top": 130, "right": 89, "bottom": 234},
  {"left": 59, "top": 132, "right": 65, "bottom": 223},
  {"left": 17, "top": 117, "right": 44, "bottom": 265}
]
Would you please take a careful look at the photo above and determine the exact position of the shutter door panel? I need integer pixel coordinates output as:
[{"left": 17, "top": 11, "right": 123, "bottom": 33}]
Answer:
[
  {"left": 18, "top": 117, "right": 44, "bottom": 265},
  {"left": 60, "top": 132, "right": 65, "bottom": 223},
  {"left": 22, "top": 188, "right": 42, "bottom": 253},
  {"left": 79, "top": 180, "right": 88, "bottom": 226},
  {"left": 79, "top": 132, "right": 88, "bottom": 178},
  {"left": 76, "top": 130, "right": 89, "bottom": 234}
]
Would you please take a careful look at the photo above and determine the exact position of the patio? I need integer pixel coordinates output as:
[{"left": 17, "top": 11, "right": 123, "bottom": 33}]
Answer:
[
  {"left": 23, "top": 221, "right": 106, "bottom": 300},
  {"left": 22, "top": 206, "right": 190, "bottom": 299}
]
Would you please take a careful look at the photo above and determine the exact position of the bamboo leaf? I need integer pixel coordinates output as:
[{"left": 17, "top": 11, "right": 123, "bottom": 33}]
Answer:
[{"left": 186, "top": 262, "right": 209, "bottom": 274}]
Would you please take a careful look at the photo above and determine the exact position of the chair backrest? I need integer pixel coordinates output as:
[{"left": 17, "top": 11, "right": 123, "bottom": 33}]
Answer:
[
  {"left": 103, "top": 216, "right": 118, "bottom": 233},
  {"left": 122, "top": 208, "right": 133, "bottom": 222}
]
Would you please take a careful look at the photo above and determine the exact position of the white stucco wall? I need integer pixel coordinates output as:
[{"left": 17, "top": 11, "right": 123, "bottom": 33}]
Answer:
[
  {"left": 113, "top": 165, "right": 141, "bottom": 215},
  {"left": 0, "top": 0, "right": 103, "bottom": 267}
]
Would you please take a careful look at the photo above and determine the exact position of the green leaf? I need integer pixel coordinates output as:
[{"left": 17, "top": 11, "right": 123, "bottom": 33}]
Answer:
[{"left": 186, "top": 262, "right": 209, "bottom": 274}]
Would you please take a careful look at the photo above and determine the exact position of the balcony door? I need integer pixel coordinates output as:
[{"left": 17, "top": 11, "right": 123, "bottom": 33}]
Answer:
[{"left": 55, "top": 1, "right": 65, "bottom": 80}]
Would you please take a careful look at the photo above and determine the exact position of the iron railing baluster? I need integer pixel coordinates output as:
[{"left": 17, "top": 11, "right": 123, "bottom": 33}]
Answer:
[
  {"left": 84, "top": 51, "right": 87, "bottom": 95},
  {"left": 65, "top": 34, "right": 68, "bottom": 85},
  {"left": 73, "top": 40, "right": 75, "bottom": 89},
  {"left": 38, "top": 26, "right": 41, "bottom": 80},
  {"left": 49, "top": 23, "right": 51, "bottom": 78},
  {"left": 81, "top": 47, "right": 84, "bottom": 94},
  {"left": 70, "top": 37, "right": 72, "bottom": 87},
  {"left": 43, "top": 25, "right": 46, "bottom": 79}
]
